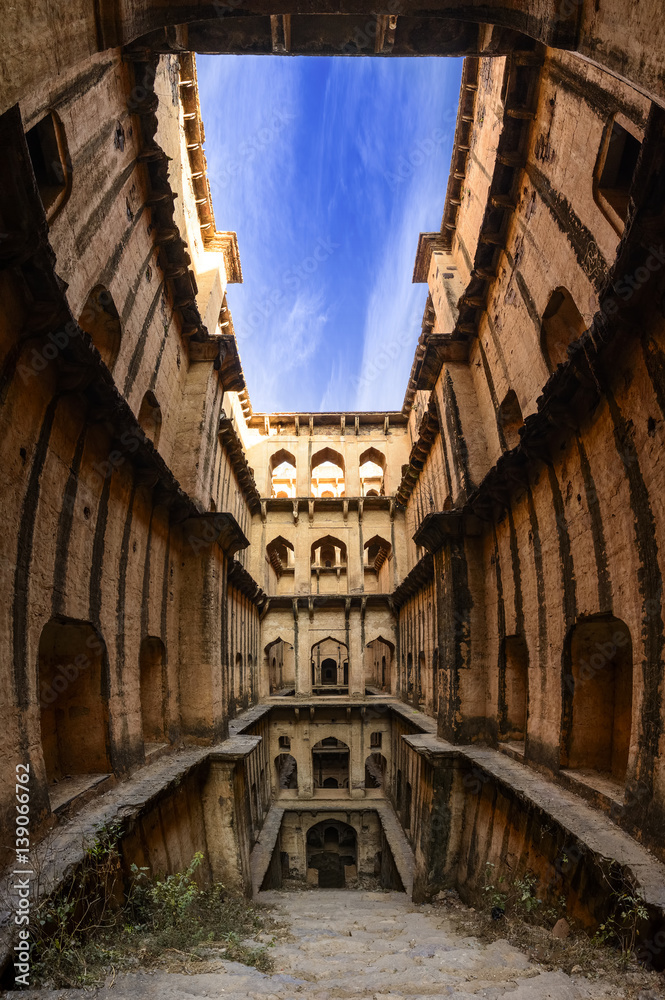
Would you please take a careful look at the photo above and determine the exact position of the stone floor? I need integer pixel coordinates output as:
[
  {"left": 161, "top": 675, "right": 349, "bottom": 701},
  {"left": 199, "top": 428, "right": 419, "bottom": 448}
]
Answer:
[{"left": 7, "top": 890, "right": 659, "bottom": 999}]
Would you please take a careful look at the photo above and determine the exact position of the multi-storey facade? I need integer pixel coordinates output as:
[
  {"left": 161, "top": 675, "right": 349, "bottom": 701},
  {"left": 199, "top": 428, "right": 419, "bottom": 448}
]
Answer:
[{"left": 2, "top": 0, "right": 665, "bottom": 977}]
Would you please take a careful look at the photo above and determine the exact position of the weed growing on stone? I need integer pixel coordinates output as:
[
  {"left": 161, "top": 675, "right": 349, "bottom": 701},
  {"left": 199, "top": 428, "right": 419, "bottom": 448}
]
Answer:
[{"left": 27, "top": 834, "right": 276, "bottom": 989}]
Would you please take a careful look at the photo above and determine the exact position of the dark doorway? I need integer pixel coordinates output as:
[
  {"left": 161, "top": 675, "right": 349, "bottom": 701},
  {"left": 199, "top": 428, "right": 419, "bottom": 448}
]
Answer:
[{"left": 306, "top": 820, "right": 357, "bottom": 888}]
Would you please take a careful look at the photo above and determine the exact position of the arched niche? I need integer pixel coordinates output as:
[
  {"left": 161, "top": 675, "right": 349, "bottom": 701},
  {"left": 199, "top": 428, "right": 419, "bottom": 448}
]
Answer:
[
  {"left": 138, "top": 390, "right": 162, "bottom": 448},
  {"left": 275, "top": 752, "right": 298, "bottom": 789},
  {"left": 265, "top": 637, "right": 295, "bottom": 693},
  {"left": 306, "top": 819, "right": 357, "bottom": 888},
  {"left": 561, "top": 616, "right": 633, "bottom": 787},
  {"left": 498, "top": 389, "right": 523, "bottom": 451},
  {"left": 38, "top": 618, "right": 111, "bottom": 790},
  {"left": 499, "top": 635, "right": 528, "bottom": 745},
  {"left": 311, "top": 534, "right": 347, "bottom": 568},
  {"left": 311, "top": 636, "right": 349, "bottom": 689},
  {"left": 78, "top": 285, "right": 122, "bottom": 370},
  {"left": 266, "top": 535, "right": 295, "bottom": 579},
  {"left": 540, "top": 287, "right": 586, "bottom": 373},
  {"left": 139, "top": 635, "right": 167, "bottom": 747},
  {"left": 365, "top": 752, "right": 387, "bottom": 788}
]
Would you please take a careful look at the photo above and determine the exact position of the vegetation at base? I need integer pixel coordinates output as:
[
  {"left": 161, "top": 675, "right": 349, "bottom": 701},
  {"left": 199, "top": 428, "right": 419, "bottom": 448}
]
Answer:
[{"left": 28, "top": 827, "right": 276, "bottom": 989}]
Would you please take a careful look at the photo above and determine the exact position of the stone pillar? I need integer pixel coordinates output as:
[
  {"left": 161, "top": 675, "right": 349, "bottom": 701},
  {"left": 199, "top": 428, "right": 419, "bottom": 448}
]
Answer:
[
  {"left": 346, "top": 444, "right": 361, "bottom": 497},
  {"left": 295, "top": 603, "right": 312, "bottom": 697},
  {"left": 414, "top": 512, "right": 486, "bottom": 744},
  {"left": 202, "top": 754, "right": 255, "bottom": 896},
  {"left": 296, "top": 438, "right": 310, "bottom": 497},
  {"left": 348, "top": 605, "right": 364, "bottom": 698},
  {"left": 349, "top": 711, "right": 366, "bottom": 797},
  {"left": 297, "top": 713, "right": 314, "bottom": 797}
]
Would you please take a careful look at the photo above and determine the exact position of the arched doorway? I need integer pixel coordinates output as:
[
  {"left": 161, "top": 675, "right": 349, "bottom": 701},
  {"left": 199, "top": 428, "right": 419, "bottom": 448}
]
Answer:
[
  {"left": 310, "top": 637, "right": 348, "bottom": 691},
  {"left": 312, "top": 737, "right": 349, "bottom": 790},
  {"left": 306, "top": 820, "right": 357, "bottom": 888},
  {"left": 321, "top": 657, "right": 337, "bottom": 685}
]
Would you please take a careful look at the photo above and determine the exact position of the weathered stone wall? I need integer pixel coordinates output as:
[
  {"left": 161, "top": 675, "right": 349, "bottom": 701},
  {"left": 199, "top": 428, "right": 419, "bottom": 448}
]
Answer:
[
  {"left": 0, "top": 47, "right": 262, "bottom": 869},
  {"left": 401, "top": 48, "right": 665, "bottom": 858}
]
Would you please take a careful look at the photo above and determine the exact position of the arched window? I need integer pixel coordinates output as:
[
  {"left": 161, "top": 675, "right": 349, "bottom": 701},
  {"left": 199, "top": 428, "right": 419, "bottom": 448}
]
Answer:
[
  {"left": 38, "top": 619, "right": 111, "bottom": 794},
  {"left": 540, "top": 288, "right": 586, "bottom": 373},
  {"left": 311, "top": 447, "right": 345, "bottom": 498},
  {"left": 561, "top": 616, "right": 633, "bottom": 785},
  {"left": 594, "top": 116, "right": 642, "bottom": 233},
  {"left": 138, "top": 391, "right": 162, "bottom": 447},
  {"left": 269, "top": 449, "right": 296, "bottom": 498},
  {"left": 359, "top": 447, "right": 386, "bottom": 496},
  {"left": 498, "top": 389, "right": 523, "bottom": 451},
  {"left": 139, "top": 636, "right": 167, "bottom": 747},
  {"left": 265, "top": 637, "right": 295, "bottom": 694},
  {"left": 267, "top": 535, "right": 295, "bottom": 577},
  {"left": 78, "top": 285, "right": 122, "bottom": 370},
  {"left": 311, "top": 535, "right": 347, "bottom": 569},
  {"left": 25, "top": 111, "right": 71, "bottom": 222},
  {"left": 363, "top": 535, "right": 392, "bottom": 572}
]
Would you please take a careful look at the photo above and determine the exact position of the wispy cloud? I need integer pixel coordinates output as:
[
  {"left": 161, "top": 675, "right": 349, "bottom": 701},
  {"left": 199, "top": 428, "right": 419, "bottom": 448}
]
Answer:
[{"left": 196, "top": 55, "right": 463, "bottom": 413}]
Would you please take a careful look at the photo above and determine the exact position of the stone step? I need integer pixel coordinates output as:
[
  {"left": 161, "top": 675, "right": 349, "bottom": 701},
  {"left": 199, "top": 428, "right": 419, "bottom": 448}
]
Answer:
[
  {"left": 375, "top": 802, "right": 416, "bottom": 897},
  {"left": 250, "top": 803, "right": 285, "bottom": 895}
]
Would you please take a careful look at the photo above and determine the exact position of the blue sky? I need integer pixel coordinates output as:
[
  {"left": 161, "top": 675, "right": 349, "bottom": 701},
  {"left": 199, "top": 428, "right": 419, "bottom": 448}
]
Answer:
[{"left": 197, "top": 55, "right": 463, "bottom": 413}]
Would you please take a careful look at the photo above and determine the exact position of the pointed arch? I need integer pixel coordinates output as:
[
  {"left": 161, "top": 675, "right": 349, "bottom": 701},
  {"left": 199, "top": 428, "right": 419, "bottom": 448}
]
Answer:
[
  {"left": 311, "top": 534, "right": 347, "bottom": 566},
  {"left": 364, "top": 534, "right": 392, "bottom": 571},
  {"left": 78, "top": 285, "right": 122, "bottom": 370},
  {"left": 311, "top": 447, "right": 345, "bottom": 498},
  {"left": 269, "top": 448, "right": 296, "bottom": 498},
  {"left": 138, "top": 391, "right": 162, "bottom": 447},
  {"left": 266, "top": 535, "right": 295, "bottom": 576}
]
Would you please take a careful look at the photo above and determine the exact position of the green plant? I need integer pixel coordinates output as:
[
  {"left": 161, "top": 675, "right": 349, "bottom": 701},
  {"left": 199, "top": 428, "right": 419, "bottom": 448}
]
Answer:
[
  {"left": 27, "top": 847, "right": 275, "bottom": 989},
  {"left": 594, "top": 888, "right": 648, "bottom": 956},
  {"left": 482, "top": 862, "right": 507, "bottom": 911},
  {"left": 513, "top": 872, "right": 542, "bottom": 915},
  {"left": 138, "top": 852, "right": 203, "bottom": 927}
]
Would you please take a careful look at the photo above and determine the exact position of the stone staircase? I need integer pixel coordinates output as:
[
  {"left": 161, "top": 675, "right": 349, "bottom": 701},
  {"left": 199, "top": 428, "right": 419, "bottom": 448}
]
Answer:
[
  {"left": 375, "top": 802, "right": 416, "bottom": 897},
  {"left": 250, "top": 803, "right": 285, "bottom": 895}
]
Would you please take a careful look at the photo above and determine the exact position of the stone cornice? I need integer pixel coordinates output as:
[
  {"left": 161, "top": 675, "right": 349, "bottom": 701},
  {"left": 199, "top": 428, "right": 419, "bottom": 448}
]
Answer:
[
  {"left": 395, "top": 400, "right": 440, "bottom": 507},
  {"left": 182, "top": 512, "right": 249, "bottom": 558},
  {"left": 391, "top": 553, "right": 434, "bottom": 609},
  {"left": 413, "top": 510, "right": 483, "bottom": 553},
  {"left": 227, "top": 558, "right": 268, "bottom": 606},
  {"left": 178, "top": 52, "right": 243, "bottom": 282},
  {"left": 218, "top": 410, "right": 261, "bottom": 513}
]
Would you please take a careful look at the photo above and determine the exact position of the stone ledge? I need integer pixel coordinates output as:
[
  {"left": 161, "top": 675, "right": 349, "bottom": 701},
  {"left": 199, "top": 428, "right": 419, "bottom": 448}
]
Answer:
[{"left": 402, "top": 735, "right": 665, "bottom": 913}]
